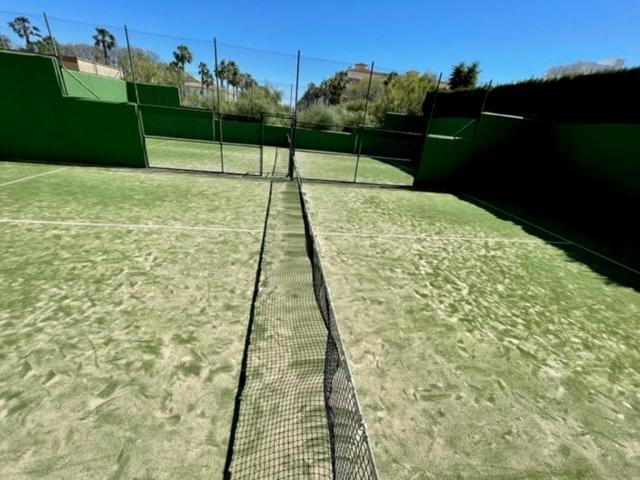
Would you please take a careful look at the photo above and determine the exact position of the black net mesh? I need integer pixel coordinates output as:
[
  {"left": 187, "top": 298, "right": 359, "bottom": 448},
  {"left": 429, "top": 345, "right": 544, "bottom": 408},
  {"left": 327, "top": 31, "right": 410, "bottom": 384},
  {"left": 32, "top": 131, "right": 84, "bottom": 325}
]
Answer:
[
  {"left": 293, "top": 155, "right": 378, "bottom": 480},
  {"left": 224, "top": 141, "right": 377, "bottom": 478}
]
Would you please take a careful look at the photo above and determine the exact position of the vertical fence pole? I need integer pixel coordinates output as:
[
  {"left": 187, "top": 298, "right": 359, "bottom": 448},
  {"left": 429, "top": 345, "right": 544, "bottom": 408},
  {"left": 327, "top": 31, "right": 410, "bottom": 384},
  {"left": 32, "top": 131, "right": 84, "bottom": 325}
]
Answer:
[
  {"left": 125, "top": 25, "right": 148, "bottom": 166},
  {"left": 353, "top": 61, "right": 375, "bottom": 183},
  {"left": 260, "top": 113, "right": 264, "bottom": 177},
  {"left": 124, "top": 26, "right": 140, "bottom": 104},
  {"left": 424, "top": 72, "right": 443, "bottom": 138},
  {"left": 288, "top": 50, "right": 300, "bottom": 180},
  {"left": 473, "top": 80, "right": 493, "bottom": 139},
  {"left": 214, "top": 37, "right": 225, "bottom": 173},
  {"left": 289, "top": 84, "right": 294, "bottom": 112},
  {"left": 43, "top": 12, "right": 61, "bottom": 63}
]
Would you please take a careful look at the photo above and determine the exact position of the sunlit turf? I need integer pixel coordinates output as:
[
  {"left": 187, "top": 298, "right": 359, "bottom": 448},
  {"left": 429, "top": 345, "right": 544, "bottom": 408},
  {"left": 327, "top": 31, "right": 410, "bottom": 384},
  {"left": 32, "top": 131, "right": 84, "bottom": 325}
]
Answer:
[
  {"left": 295, "top": 149, "right": 415, "bottom": 185},
  {"left": 145, "top": 137, "right": 281, "bottom": 176},
  {"left": 302, "top": 182, "right": 640, "bottom": 479},
  {"left": 0, "top": 162, "right": 61, "bottom": 185},
  {"left": 0, "top": 162, "right": 268, "bottom": 479}
]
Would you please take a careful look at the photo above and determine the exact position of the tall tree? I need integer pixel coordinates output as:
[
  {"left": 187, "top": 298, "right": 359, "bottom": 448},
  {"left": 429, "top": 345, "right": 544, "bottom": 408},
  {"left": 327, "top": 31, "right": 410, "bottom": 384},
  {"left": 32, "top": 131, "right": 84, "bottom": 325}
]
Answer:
[
  {"left": 238, "top": 73, "right": 257, "bottom": 91},
  {"left": 170, "top": 44, "right": 193, "bottom": 96},
  {"left": 216, "top": 59, "right": 228, "bottom": 88},
  {"left": 32, "top": 35, "right": 57, "bottom": 55},
  {"left": 448, "top": 62, "right": 467, "bottom": 90},
  {"left": 226, "top": 61, "right": 240, "bottom": 100},
  {"left": 325, "top": 71, "right": 348, "bottom": 105},
  {"left": 8, "top": 16, "right": 42, "bottom": 51},
  {"left": 198, "top": 62, "right": 212, "bottom": 95},
  {"left": 172, "top": 44, "right": 193, "bottom": 70},
  {"left": 463, "top": 61, "right": 481, "bottom": 89},
  {"left": 93, "top": 28, "right": 116, "bottom": 64},
  {"left": 448, "top": 61, "right": 481, "bottom": 90}
]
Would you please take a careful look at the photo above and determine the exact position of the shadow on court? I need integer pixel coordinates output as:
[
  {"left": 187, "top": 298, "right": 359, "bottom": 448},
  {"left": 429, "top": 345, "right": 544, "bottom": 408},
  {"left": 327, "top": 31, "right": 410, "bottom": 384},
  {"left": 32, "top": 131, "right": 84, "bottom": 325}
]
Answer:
[{"left": 459, "top": 193, "right": 640, "bottom": 293}]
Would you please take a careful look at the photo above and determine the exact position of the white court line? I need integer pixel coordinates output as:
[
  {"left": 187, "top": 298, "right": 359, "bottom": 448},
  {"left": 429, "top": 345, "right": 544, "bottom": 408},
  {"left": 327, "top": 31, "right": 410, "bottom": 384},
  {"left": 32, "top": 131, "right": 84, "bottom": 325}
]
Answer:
[
  {"left": 312, "top": 230, "right": 571, "bottom": 244},
  {"left": 463, "top": 193, "right": 640, "bottom": 277},
  {"left": 0, "top": 218, "right": 262, "bottom": 234},
  {"left": 0, "top": 167, "right": 68, "bottom": 188},
  {"left": 271, "top": 229, "right": 570, "bottom": 244},
  {"left": 0, "top": 218, "right": 569, "bottom": 244}
]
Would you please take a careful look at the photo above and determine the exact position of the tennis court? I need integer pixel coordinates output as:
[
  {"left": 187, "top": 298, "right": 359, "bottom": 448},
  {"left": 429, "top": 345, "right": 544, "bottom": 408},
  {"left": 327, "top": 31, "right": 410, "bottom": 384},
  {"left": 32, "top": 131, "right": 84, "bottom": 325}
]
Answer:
[
  {"left": 301, "top": 182, "right": 640, "bottom": 479},
  {"left": 0, "top": 161, "right": 269, "bottom": 479},
  {"left": 294, "top": 150, "right": 416, "bottom": 186},
  {"left": 3, "top": 156, "right": 640, "bottom": 480},
  {"left": 145, "top": 137, "right": 285, "bottom": 177}
]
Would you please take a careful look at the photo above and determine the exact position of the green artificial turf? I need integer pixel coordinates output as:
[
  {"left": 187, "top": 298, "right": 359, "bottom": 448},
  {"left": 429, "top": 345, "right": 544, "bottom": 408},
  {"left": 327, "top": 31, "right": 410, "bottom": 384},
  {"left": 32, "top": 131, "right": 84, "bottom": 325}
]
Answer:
[
  {"left": 295, "top": 150, "right": 415, "bottom": 185},
  {"left": 302, "top": 182, "right": 640, "bottom": 480},
  {"left": 0, "top": 162, "right": 63, "bottom": 186},
  {"left": 0, "top": 162, "right": 269, "bottom": 479},
  {"left": 145, "top": 137, "right": 279, "bottom": 176}
]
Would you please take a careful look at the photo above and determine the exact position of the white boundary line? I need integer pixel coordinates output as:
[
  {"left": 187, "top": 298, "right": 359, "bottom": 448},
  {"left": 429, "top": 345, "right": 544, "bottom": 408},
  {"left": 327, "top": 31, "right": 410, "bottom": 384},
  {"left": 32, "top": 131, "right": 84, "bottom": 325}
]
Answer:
[
  {"left": 0, "top": 167, "right": 68, "bottom": 188},
  {"left": 311, "top": 230, "right": 571, "bottom": 244},
  {"left": 463, "top": 193, "right": 640, "bottom": 277},
  {"left": 0, "top": 218, "right": 574, "bottom": 244},
  {"left": 0, "top": 218, "right": 262, "bottom": 234}
]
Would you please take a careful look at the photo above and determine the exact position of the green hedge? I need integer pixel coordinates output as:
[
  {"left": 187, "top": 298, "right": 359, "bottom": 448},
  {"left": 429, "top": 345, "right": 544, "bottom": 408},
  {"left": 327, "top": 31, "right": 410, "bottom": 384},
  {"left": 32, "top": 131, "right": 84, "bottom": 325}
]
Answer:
[
  {"left": 423, "top": 67, "right": 640, "bottom": 123},
  {"left": 0, "top": 51, "right": 146, "bottom": 167}
]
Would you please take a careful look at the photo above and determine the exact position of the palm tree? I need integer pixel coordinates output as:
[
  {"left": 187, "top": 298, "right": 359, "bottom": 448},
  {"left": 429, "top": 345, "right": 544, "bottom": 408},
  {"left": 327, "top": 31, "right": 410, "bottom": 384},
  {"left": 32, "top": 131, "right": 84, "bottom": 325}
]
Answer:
[
  {"left": 198, "top": 62, "right": 212, "bottom": 95},
  {"left": 171, "top": 45, "right": 193, "bottom": 96},
  {"left": 8, "top": 16, "right": 42, "bottom": 51},
  {"left": 32, "top": 35, "right": 57, "bottom": 55},
  {"left": 226, "top": 61, "right": 240, "bottom": 100},
  {"left": 216, "top": 59, "right": 227, "bottom": 86},
  {"left": 448, "top": 61, "right": 481, "bottom": 90},
  {"left": 464, "top": 61, "right": 481, "bottom": 89},
  {"left": 238, "top": 73, "right": 257, "bottom": 91},
  {"left": 172, "top": 44, "right": 193, "bottom": 70},
  {"left": 93, "top": 28, "right": 116, "bottom": 64}
]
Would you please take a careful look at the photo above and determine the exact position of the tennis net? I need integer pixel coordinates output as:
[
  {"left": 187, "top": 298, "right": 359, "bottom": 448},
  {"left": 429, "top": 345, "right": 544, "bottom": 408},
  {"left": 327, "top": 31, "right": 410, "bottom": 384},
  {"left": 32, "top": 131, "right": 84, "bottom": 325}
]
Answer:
[{"left": 292, "top": 146, "right": 379, "bottom": 480}]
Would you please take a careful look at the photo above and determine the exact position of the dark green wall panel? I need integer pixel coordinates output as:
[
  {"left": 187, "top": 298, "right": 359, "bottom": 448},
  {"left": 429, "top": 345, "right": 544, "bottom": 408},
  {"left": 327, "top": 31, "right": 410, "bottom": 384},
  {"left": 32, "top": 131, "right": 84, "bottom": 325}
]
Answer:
[{"left": 0, "top": 51, "right": 146, "bottom": 167}]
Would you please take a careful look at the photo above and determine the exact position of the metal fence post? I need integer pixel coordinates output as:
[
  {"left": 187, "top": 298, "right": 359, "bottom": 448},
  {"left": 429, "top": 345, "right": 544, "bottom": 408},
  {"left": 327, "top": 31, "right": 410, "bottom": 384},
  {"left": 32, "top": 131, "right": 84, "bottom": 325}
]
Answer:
[
  {"left": 473, "top": 80, "right": 493, "bottom": 139},
  {"left": 124, "top": 26, "right": 140, "bottom": 103},
  {"left": 260, "top": 113, "right": 265, "bottom": 177},
  {"left": 424, "top": 72, "right": 443, "bottom": 138},
  {"left": 42, "top": 12, "right": 61, "bottom": 63},
  {"left": 124, "top": 25, "right": 148, "bottom": 167},
  {"left": 288, "top": 50, "right": 300, "bottom": 180},
  {"left": 214, "top": 37, "right": 225, "bottom": 173},
  {"left": 353, "top": 61, "right": 375, "bottom": 183}
]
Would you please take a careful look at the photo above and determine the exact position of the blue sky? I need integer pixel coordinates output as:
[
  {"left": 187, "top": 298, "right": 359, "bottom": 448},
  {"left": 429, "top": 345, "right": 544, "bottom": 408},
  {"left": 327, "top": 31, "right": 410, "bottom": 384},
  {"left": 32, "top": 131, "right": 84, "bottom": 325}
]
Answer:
[{"left": 2, "top": 0, "right": 638, "bottom": 86}]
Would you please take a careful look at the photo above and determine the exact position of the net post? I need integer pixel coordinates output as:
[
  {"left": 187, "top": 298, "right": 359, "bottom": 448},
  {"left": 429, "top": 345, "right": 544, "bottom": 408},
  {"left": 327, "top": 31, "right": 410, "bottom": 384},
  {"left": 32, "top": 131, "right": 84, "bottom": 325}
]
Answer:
[
  {"left": 353, "top": 61, "right": 375, "bottom": 183},
  {"left": 472, "top": 79, "right": 493, "bottom": 139},
  {"left": 42, "top": 12, "right": 61, "bottom": 63},
  {"left": 214, "top": 37, "right": 225, "bottom": 173},
  {"left": 288, "top": 50, "right": 301, "bottom": 180}
]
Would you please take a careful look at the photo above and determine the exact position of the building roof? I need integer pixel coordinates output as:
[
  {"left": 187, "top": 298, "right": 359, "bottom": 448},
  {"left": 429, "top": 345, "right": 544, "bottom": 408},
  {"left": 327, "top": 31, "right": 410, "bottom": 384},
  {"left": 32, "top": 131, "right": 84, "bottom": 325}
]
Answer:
[{"left": 346, "top": 63, "right": 387, "bottom": 80}]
